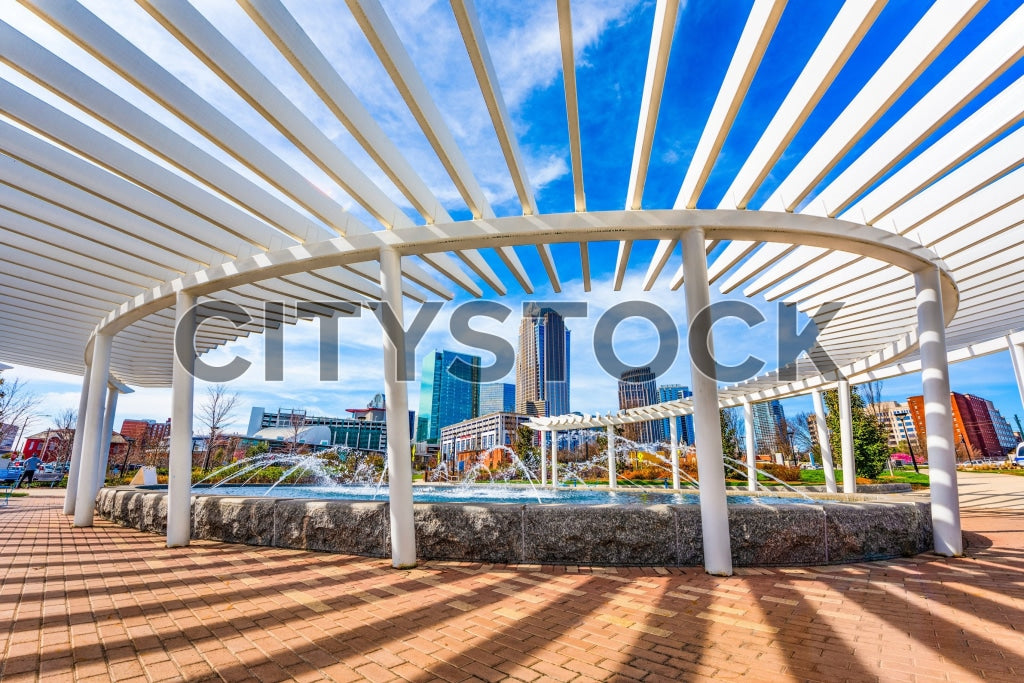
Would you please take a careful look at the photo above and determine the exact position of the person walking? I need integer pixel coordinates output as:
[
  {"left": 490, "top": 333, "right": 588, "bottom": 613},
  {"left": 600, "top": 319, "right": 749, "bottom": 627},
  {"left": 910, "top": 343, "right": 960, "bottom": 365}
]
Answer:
[{"left": 18, "top": 454, "right": 42, "bottom": 488}]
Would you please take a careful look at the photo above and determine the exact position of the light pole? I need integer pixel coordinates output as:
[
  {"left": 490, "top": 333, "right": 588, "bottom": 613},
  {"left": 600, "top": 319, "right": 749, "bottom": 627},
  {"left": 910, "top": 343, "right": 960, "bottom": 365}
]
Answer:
[
  {"left": 786, "top": 426, "right": 796, "bottom": 467},
  {"left": 898, "top": 413, "right": 920, "bottom": 474},
  {"left": 120, "top": 437, "right": 135, "bottom": 481}
]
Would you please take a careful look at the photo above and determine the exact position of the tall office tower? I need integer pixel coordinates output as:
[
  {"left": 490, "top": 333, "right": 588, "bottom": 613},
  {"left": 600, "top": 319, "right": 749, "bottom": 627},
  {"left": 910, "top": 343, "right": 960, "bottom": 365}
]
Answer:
[
  {"left": 416, "top": 350, "right": 480, "bottom": 444},
  {"left": 478, "top": 382, "right": 516, "bottom": 415},
  {"left": 515, "top": 305, "right": 571, "bottom": 417},
  {"left": 617, "top": 367, "right": 664, "bottom": 444},
  {"left": 658, "top": 384, "right": 694, "bottom": 446},
  {"left": 752, "top": 400, "right": 786, "bottom": 455}
]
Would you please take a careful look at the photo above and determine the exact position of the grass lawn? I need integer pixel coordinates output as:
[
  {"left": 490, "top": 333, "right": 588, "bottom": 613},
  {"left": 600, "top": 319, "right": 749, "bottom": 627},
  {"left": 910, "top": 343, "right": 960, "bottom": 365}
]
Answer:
[
  {"left": 797, "top": 468, "right": 930, "bottom": 487},
  {"left": 959, "top": 467, "right": 1024, "bottom": 476}
]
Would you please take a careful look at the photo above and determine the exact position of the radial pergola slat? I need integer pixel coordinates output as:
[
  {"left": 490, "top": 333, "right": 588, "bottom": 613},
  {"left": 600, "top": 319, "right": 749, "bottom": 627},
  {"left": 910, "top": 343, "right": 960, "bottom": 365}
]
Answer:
[
  {"left": 616, "top": 0, "right": 679, "bottom": 291},
  {"left": 718, "top": 1, "right": 885, "bottom": 211},
  {"left": 760, "top": 0, "right": 985, "bottom": 214},
  {"left": 806, "top": 4, "right": 1024, "bottom": 219}
]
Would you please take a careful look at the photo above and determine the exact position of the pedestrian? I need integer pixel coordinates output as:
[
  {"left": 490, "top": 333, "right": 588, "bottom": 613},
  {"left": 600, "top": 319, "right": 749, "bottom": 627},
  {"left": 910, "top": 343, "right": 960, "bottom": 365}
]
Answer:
[{"left": 18, "top": 454, "right": 42, "bottom": 488}]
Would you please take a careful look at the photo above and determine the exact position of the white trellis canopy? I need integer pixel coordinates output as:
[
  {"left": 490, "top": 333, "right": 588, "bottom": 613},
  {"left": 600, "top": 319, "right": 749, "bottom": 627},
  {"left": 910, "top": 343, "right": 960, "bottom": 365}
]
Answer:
[
  {"left": 0, "top": 0, "right": 1020, "bottom": 404},
  {"left": 1, "top": 0, "right": 1021, "bottom": 572}
]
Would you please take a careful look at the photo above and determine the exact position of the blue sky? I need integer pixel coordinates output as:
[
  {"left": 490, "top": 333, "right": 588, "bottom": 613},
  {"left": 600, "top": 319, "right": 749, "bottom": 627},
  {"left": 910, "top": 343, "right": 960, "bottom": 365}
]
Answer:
[{"left": 3, "top": 0, "right": 1023, "bottom": 439}]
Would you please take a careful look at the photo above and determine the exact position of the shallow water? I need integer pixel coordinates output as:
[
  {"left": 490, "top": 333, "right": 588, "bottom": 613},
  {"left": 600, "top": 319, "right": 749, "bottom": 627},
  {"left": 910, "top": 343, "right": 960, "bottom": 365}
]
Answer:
[{"left": 196, "top": 484, "right": 818, "bottom": 506}]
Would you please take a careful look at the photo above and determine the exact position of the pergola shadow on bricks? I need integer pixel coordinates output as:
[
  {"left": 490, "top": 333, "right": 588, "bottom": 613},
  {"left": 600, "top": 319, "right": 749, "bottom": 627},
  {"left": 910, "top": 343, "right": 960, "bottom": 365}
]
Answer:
[{"left": 2, "top": 1, "right": 1024, "bottom": 575}]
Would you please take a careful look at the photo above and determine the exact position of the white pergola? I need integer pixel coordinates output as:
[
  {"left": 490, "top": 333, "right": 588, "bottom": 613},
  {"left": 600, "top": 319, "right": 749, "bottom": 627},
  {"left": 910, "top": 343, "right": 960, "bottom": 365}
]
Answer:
[{"left": 1, "top": 0, "right": 1023, "bottom": 575}]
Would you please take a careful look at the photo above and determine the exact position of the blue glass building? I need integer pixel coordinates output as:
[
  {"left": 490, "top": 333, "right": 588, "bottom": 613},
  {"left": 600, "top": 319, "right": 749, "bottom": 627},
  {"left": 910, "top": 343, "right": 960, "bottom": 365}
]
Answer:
[
  {"left": 478, "top": 382, "right": 516, "bottom": 415},
  {"left": 658, "top": 384, "right": 694, "bottom": 446},
  {"left": 416, "top": 350, "right": 480, "bottom": 444}
]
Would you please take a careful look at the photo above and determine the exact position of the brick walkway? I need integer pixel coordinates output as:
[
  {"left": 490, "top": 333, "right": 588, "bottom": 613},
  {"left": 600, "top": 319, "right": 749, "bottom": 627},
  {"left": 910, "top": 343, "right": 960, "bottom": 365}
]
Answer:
[{"left": 2, "top": 490, "right": 1023, "bottom": 682}]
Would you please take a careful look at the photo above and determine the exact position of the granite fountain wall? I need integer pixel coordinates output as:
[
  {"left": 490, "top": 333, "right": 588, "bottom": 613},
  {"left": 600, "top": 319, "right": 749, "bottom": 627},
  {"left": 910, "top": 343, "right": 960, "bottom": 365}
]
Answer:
[{"left": 95, "top": 488, "right": 933, "bottom": 566}]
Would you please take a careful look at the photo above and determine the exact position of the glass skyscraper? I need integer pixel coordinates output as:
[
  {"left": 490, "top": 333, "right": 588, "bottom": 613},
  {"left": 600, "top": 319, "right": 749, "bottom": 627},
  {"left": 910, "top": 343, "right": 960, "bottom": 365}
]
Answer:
[
  {"left": 658, "top": 384, "right": 694, "bottom": 446},
  {"left": 515, "top": 305, "right": 570, "bottom": 417},
  {"left": 617, "top": 367, "right": 663, "bottom": 444},
  {"left": 478, "top": 382, "right": 516, "bottom": 415},
  {"left": 752, "top": 399, "right": 786, "bottom": 455},
  {"left": 416, "top": 350, "right": 480, "bottom": 444}
]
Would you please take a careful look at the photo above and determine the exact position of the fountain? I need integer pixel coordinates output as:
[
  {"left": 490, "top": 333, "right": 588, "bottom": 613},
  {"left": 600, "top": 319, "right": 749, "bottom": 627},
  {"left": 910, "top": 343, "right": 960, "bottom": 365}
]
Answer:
[{"left": 95, "top": 435, "right": 933, "bottom": 566}]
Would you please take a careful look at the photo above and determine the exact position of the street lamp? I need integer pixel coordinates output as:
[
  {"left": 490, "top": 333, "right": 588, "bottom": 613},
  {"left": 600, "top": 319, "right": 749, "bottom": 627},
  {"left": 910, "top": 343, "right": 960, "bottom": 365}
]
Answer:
[
  {"left": 897, "top": 413, "right": 920, "bottom": 474},
  {"left": 120, "top": 437, "right": 136, "bottom": 481},
  {"left": 786, "top": 426, "right": 796, "bottom": 467}
]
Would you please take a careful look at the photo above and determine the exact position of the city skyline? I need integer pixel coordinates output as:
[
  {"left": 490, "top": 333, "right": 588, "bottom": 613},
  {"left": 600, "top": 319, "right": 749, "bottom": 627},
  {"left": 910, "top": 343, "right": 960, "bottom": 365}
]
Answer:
[{"left": 5, "top": 332, "right": 1024, "bottom": 446}]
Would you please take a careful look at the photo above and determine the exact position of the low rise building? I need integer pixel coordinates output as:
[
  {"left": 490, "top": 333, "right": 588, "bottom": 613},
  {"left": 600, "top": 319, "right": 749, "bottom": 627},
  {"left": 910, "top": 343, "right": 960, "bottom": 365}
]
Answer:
[
  {"left": 23, "top": 429, "right": 127, "bottom": 462},
  {"left": 245, "top": 395, "right": 411, "bottom": 455},
  {"left": 439, "top": 412, "right": 534, "bottom": 471}
]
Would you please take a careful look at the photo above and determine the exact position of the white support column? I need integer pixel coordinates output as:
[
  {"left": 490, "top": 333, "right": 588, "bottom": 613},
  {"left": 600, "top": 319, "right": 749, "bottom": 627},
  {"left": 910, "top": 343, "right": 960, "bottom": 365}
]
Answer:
[
  {"left": 95, "top": 387, "right": 119, "bottom": 493},
  {"left": 1008, "top": 335, "right": 1024, "bottom": 415},
  {"left": 606, "top": 425, "right": 616, "bottom": 489},
  {"left": 550, "top": 429, "right": 559, "bottom": 487},
  {"left": 64, "top": 368, "right": 91, "bottom": 515},
  {"left": 73, "top": 334, "right": 112, "bottom": 527},
  {"left": 838, "top": 377, "right": 855, "bottom": 493},
  {"left": 743, "top": 399, "right": 756, "bottom": 492},
  {"left": 167, "top": 290, "right": 196, "bottom": 548},
  {"left": 916, "top": 267, "right": 961, "bottom": 556},
  {"left": 540, "top": 430, "right": 548, "bottom": 485},
  {"left": 380, "top": 245, "right": 416, "bottom": 568},
  {"left": 669, "top": 417, "right": 681, "bottom": 490},
  {"left": 682, "top": 227, "right": 732, "bottom": 576},
  {"left": 812, "top": 388, "right": 837, "bottom": 493}
]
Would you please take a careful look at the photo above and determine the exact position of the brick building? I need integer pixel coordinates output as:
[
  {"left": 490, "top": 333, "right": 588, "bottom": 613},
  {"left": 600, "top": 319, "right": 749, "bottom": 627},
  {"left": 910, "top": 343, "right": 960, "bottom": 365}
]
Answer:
[{"left": 907, "top": 393, "right": 1004, "bottom": 461}]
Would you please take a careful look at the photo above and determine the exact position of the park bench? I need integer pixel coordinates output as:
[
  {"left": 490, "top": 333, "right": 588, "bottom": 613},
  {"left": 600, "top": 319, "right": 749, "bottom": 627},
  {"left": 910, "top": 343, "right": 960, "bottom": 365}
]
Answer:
[{"left": 1, "top": 468, "right": 18, "bottom": 507}]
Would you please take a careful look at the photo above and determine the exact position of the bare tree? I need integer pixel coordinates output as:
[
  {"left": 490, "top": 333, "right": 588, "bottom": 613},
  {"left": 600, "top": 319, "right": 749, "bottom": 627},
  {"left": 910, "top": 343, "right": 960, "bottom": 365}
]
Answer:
[
  {"left": 196, "top": 384, "right": 239, "bottom": 471},
  {"left": 787, "top": 411, "right": 814, "bottom": 455},
  {"left": 858, "top": 380, "right": 885, "bottom": 411},
  {"left": 0, "top": 375, "right": 41, "bottom": 451},
  {"left": 287, "top": 411, "right": 308, "bottom": 455},
  {"left": 49, "top": 408, "right": 78, "bottom": 469}
]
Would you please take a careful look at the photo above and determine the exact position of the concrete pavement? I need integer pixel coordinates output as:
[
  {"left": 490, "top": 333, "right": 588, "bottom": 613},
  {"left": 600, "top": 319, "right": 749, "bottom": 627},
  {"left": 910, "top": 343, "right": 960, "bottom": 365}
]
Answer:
[{"left": 950, "top": 470, "right": 1024, "bottom": 510}]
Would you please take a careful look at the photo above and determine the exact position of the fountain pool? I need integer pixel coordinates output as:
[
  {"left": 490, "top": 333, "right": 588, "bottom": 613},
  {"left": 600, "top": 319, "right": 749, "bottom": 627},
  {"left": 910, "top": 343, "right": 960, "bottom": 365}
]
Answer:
[
  {"left": 192, "top": 483, "right": 820, "bottom": 506},
  {"left": 96, "top": 484, "right": 933, "bottom": 567}
]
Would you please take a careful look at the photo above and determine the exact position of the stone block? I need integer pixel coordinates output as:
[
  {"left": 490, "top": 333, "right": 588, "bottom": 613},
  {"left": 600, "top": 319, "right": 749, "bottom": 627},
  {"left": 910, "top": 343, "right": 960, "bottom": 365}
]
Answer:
[
  {"left": 669, "top": 505, "right": 703, "bottom": 566},
  {"left": 274, "top": 499, "right": 389, "bottom": 557},
  {"left": 728, "top": 504, "right": 826, "bottom": 566},
  {"left": 824, "top": 501, "right": 931, "bottom": 563},
  {"left": 192, "top": 496, "right": 277, "bottom": 546},
  {"left": 138, "top": 492, "right": 168, "bottom": 534},
  {"left": 523, "top": 504, "right": 676, "bottom": 565},
  {"left": 115, "top": 490, "right": 145, "bottom": 529},
  {"left": 95, "top": 488, "right": 114, "bottom": 519},
  {"left": 414, "top": 503, "right": 523, "bottom": 563}
]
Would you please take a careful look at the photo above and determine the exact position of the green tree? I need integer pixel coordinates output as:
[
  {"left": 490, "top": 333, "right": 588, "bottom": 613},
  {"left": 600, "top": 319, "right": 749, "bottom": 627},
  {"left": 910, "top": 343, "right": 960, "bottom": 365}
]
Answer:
[
  {"left": 823, "top": 387, "right": 890, "bottom": 479},
  {"left": 245, "top": 441, "right": 269, "bottom": 458},
  {"left": 512, "top": 425, "right": 539, "bottom": 463},
  {"left": 720, "top": 408, "right": 740, "bottom": 460}
]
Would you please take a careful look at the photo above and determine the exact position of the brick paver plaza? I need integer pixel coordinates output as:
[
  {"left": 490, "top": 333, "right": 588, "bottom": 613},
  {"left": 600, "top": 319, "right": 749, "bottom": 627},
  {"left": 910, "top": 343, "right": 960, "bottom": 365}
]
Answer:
[{"left": 2, "top": 487, "right": 1023, "bottom": 682}]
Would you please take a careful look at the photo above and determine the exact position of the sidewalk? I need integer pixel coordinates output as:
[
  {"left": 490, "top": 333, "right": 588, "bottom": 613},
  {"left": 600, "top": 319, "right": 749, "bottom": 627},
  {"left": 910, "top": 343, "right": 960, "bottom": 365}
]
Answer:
[{"left": 2, "top": 487, "right": 1022, "bottom": 682}]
